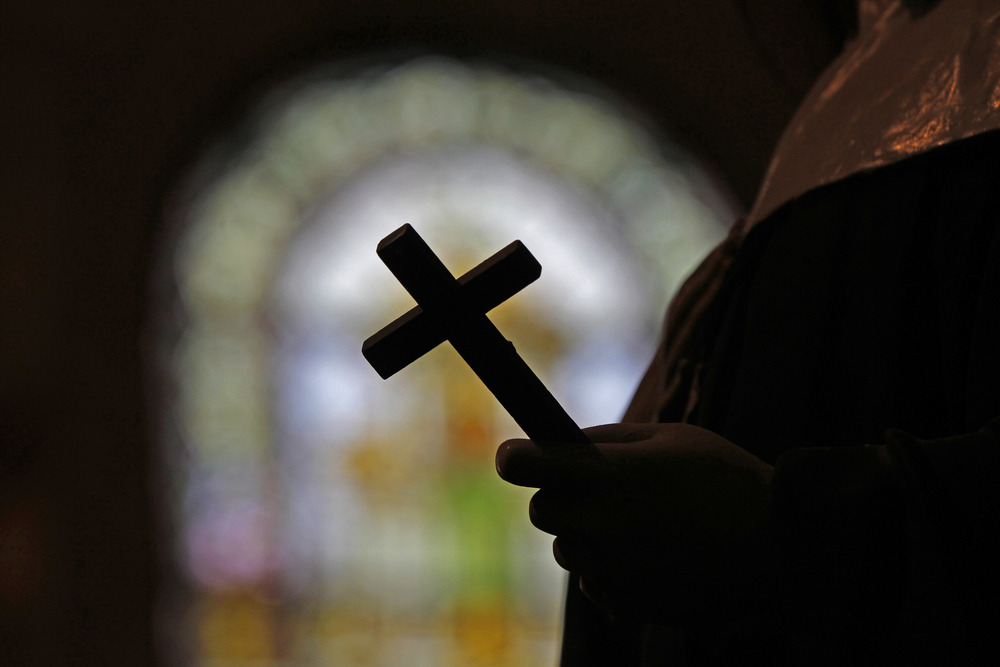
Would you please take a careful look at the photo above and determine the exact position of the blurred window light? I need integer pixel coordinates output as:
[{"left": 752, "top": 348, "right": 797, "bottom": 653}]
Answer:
[{"left": 152, "top": 55, "right": 735, "bottom": 666}]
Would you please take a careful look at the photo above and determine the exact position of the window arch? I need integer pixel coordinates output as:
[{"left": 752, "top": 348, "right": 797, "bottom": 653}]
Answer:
[{"left": 153, "top": 55, "right": 734, "bottom": 665}]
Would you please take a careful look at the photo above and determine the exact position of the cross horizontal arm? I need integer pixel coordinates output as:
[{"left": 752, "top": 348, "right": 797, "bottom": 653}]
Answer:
[{"left": 362, "top": 240, "right": 541, "bottom": 379}]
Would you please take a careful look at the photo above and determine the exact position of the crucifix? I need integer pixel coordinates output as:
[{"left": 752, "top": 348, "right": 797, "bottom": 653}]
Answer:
[{"left": 362, "top": 224, "right": 589, "bottom": 445}]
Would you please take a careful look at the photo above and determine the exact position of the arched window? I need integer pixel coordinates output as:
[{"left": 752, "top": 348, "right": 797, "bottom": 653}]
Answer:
[{"left": 152, "top": 56, "right": 734, "bottom": 665}]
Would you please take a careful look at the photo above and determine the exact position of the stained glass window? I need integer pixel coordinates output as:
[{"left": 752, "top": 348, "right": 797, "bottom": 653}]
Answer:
[{"left": 153, "top": 56, "right": 735, "bottom": 666}]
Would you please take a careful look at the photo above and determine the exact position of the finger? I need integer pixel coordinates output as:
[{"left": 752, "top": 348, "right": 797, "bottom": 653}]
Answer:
[
  {"left": 528, "top": 488, "right": 661, "bottom": 538},
  {"left": 552, "top": 536, "right": 601, "bottom": 578},
  {"left": 529, "top": 488, "right": 588, "bottom": 535},
  {"left": 495, "top": 437, "right": 608, "bottom": 488}
]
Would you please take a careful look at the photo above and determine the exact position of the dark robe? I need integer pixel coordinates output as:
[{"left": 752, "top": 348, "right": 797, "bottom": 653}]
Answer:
[{"left": 562, "top": 130, "right": 1000, "bottom": 665}]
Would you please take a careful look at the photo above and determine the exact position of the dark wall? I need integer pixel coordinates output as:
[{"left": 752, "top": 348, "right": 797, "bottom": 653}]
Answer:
[{"left": 0, "top": 2, "right": 841, "bottom": 664}]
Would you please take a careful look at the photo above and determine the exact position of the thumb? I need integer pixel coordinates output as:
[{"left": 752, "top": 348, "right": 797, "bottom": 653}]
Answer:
[{"left": 496, "top": 437, "right": 607, "bottom": 488}]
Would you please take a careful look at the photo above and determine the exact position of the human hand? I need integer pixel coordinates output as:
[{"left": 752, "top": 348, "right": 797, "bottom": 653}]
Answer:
[{"left": 496, "top": 423, "right": 776, "bottom": 624}]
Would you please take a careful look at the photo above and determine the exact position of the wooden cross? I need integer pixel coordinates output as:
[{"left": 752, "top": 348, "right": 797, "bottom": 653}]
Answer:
[{"left": 362, "top": 224, "right": 588, "bottom": 445}]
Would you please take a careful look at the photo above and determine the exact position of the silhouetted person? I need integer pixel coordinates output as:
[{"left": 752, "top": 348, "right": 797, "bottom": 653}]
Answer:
[{"left": 497, "top": 1, "right": 1000, "bottom": 663}]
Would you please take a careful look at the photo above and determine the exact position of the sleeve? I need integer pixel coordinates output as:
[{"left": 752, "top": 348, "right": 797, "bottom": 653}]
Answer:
[{"left": 772, "top": 420, "right": 1000, "bottom": 664}]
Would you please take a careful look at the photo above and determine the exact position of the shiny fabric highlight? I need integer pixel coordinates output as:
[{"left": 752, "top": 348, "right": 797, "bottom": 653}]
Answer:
[{"left": 750, "top": 0, "right": 1000, "bottom": 225}]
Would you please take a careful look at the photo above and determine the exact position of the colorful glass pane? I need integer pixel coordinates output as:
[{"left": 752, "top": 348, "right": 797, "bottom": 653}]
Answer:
[{"left": 156, "top": 56, "right": 734, "bottom": 665}]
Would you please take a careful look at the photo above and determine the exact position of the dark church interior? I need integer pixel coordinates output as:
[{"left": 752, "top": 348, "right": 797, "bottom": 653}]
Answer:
[{"left": 2, "top": 2, "right": 855, "bottom": 664}]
